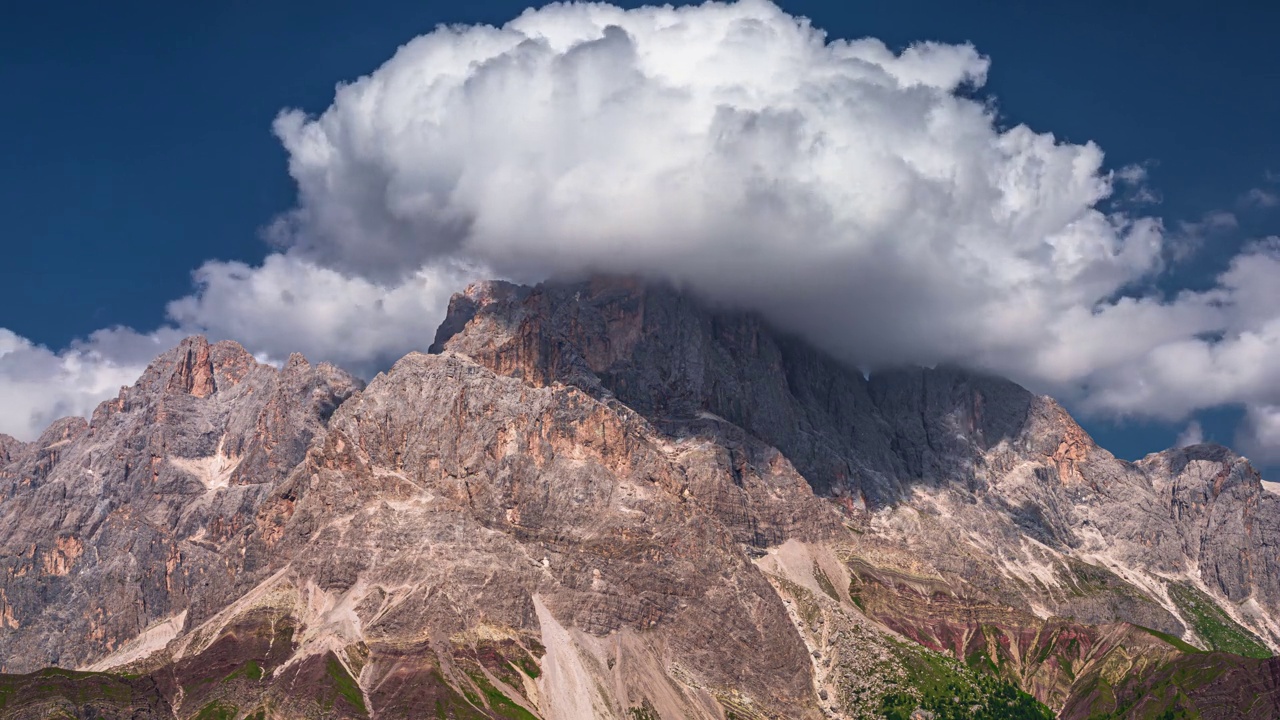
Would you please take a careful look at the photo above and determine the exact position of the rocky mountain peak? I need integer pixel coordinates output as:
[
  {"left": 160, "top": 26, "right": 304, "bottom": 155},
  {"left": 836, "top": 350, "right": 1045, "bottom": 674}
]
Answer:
[
  {"left": 31, "top": 415, "right": 89, "bottom": 449},
  {"left": 432, "top": 275, "right": 1047, "bottom": 506},
  {"left": 0, "top": 433, "right": 25, "bottom": 464},
  {"left": 0, "top": 338, "right": 361, "bottom": 672},
  {"left": 137, "top": 335, "right": 262, "bottom": 399},
  {"left": 3, "top": 279, "right": 1279, "bottom": 719}
]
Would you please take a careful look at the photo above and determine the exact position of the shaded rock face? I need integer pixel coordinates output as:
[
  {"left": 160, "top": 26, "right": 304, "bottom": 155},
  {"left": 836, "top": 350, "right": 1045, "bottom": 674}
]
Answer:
[
  {"left": 0, "top": 434, "right": 27, "bottom": 467},
  {"left": 431, "top": 277, "right": 1033, "bottom": 507},
  {"left": 1, "top": 278, "right": 1279, "bottom": 719},
  {"left": 0, "top": 337, "right": 361, "bottom": 671},
  {"left": 432, "top": 278, "right": 1280, "bottom": 630},
  {"left": 1141, "top": 443, "right": 1280, "bottom": 607},
  {"left": 430, "top": 280, "right": 1280, "bottom": 687},
  {"left": 264, "top": 351, "right": 835, "bottom": 717}
]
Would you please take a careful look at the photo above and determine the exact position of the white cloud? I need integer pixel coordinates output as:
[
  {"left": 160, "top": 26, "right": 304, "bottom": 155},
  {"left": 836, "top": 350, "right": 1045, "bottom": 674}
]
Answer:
[
  {"left": 166, "top": 252, "right": 480, "bottom": 376},
  {"left": 4, "top": 0, "right": 1280, "bottom": 467},
  {"left": 1175, "top": 420, "right": 1205, "bottom": 448},
  {"left": 1240, "top": 405, "right": 1280, "bottom": 466},
  {"left": 0, "top": 327, "right": 182, "bottom": 441},
  {"left": 256, "top": 0, "right": 1280, "bottom": 460},
  {"left": 1243, "top": 187, "right": 1280, "bottom": 209},
  {"left": 1114, "top": 163, "right": 1160, "bottom": 205},
  {"left": 270, "top": 0, "right": 1163, "bottom": 373},
  {"left": 1064, "top": 241, "right": 1280, "bottom": 420},
  {"left": 1162, "top": 210, "right": 1237, "bottom": 261},
  {"left": 0, "top": 254, "right": 473, "bottom": 439}
]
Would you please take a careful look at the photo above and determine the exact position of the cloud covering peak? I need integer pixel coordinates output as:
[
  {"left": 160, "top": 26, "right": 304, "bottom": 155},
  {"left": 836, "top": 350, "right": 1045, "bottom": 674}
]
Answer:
[
  {"left": 3, "top": 0, "right": 1280, "bottom": 470},
  {"left": 264, "top": 0, "right": 1167, "bottom": 369}
]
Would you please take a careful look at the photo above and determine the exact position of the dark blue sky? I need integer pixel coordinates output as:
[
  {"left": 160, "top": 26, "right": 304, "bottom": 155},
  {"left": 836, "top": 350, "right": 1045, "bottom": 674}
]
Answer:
[{"left": 3, "top": 1, "right": 1278, "bottom": 460}]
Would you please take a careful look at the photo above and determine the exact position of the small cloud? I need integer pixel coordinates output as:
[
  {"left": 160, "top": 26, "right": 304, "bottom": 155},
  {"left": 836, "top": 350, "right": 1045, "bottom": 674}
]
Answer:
[
  {"left": 0, "top": 327, "right": 183, "bottom": 440},
  {"left": 1167, "top": 211, "right": 1238, "bottom": 261},
  {"left": 1242, "top": 187, "right": 1280, "bottom": 209},
  {"left": 1115, "top": 164, "right": 1147, "bottom": 184},
  {"left": 1175, "top": 420, "right": 1204, "bottom": 448},
  {"left": 1114, "top": 163, "right": 1160, "bottom": 205}
]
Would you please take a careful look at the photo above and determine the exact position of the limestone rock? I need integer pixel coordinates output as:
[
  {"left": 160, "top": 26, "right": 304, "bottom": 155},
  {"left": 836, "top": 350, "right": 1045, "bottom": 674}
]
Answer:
[
  {"left": 0, "top": 336, "right": 361, "bottom": 671},
  {"left": 2, "top": 278, "right": 1278, "bottom": 719}
]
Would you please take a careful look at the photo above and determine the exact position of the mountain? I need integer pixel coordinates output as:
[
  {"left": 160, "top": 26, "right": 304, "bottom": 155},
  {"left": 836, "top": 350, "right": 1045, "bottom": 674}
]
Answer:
[{"left": 1, "top": 276, "right": 1277, "bottom": 719}]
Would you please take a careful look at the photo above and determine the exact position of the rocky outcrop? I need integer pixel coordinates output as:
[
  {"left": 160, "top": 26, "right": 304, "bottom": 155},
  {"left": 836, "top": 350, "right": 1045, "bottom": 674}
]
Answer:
[
  {"left": 2, "top": 277, "right": 1278, "bottom": 719},
  {"left": 431, "top": 277, "right": 1037, "bottom": 508},
  {"left": 0, "top": 434, "right": 28, "bottom": 467},
  {"left": 1141, "top": 443, "right": 1280, "bottom": 609},
  {"left": 432, "top": 278, "right": 1280, "bottom": 635},
  {"left": 0, "top": 337, "right": 361, "bottom": 671},
  {"left": 257, "top": 350, "right": 835, "bottom": 718}
]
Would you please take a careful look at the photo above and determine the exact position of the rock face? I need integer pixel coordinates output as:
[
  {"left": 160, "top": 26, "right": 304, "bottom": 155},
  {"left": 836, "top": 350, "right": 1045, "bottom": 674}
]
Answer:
[
  {"left": 434, "top": 278, "right": 1280, "bottom": 630},
  {"left": 0, "top": 337, "right": 361, "bottom": 670},
  {"left": 1, "top": 277, "right": 1278, "bottom": 720},
  {"left": 1140, "top": 444, "right": 1280, "bottom": 612}
]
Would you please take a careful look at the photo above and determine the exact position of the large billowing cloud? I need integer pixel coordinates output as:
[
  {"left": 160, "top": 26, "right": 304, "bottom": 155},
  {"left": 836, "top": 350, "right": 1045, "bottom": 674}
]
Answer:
[
  {"left": 272, "top": 0, "right": 1164, "bottom": 371},
  {"left": 2, "top": 0, "right": 1279, "bottom": 469}
]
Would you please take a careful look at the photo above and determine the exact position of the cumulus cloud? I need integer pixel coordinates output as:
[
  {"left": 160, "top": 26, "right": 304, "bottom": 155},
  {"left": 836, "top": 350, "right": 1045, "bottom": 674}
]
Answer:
[
  {"left": 4, "top": 0, "right": 1280, "bottom": 469},
  {"left": 1067, "top": 240, "right": 1280, "bottom": 419},
  {"left": 166, "top": 252, "right": 479, "bottom": 375},
  {"left": 269, "top": 0, "right": 1164, "bottom": 372},
  {"left": 1243, "top": 187, "right": 1279, "bottom": 209},
  {"left": 0, "top": 327, "right": 183, "bottom": 440},
  {"left": 1240, "top": 405, "right": 1280, "bottom": 465},
  {"left": 1175, "top": 420, "right": 1205, "bottom": 448},
  {"left": 256, "top": 0, "right": 1280, "bottom": 461}
]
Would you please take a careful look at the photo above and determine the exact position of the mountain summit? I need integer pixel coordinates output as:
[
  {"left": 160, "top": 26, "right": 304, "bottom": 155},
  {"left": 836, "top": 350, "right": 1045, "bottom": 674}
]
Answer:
[{"left": 1, "top": 278, "right": 1277, "bottom": 719}]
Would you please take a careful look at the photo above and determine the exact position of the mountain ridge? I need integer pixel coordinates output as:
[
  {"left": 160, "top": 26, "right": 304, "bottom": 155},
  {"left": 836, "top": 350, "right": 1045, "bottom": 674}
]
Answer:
[{"left": 1, "top": 276, "right": 1277, "bottom": 719}]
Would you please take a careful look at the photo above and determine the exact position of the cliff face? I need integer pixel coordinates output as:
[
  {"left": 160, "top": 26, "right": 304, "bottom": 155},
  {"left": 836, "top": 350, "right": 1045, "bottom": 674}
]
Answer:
[
  {"left": 0, "top": 337, "right": 361, "bottom": 671},
  {"left": 430, "top": 277, "right": 1033, "bottom": 508},
  {"left": 434, "top": 277, "right": 1280, "bottom": 633},
  {"left": 1, "top": 277, "right": 1277, "bottom": 720}
]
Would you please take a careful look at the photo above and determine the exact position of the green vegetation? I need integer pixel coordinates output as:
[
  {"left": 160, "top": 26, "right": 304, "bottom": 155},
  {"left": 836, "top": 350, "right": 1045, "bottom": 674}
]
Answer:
[
  {"left": 422, "top": 669, "right": 491, "bottom": 720},
  {"left": 813, "top": 562, "right": 839, "bottom": 601},
  {"left": 1065, "top": 641, "right": 1280, "bottom": 720},
  {"left": 465, "top": 669, "right": 539, "bottom": 720},
  {"left": 1075, "top": 655, "right": 1223, "bottom": 720},
  {"left": 847, "top": 572, "right": 868, "bottom": 611},
  {"left": 514, "top": 652, "right": 542, "bottom": 679},
  {"left": 192, "top": 700, "right": 238, "bottom": 720},
  {"left": 1166, "top": 582, "right": 1271, "bottom": 658},
  {"left": 0, "top": 667, "right": 140, "bottom": 710},
  {"left": 1135, "top": 625, "right": 1201, "bottom": 654},
  {"left": 222, "top": 659, "right": 264, "bottom": 683},
  {"left": 325, "top": 655, "right": 368, "bottom": 714},
  {"left": 880, "top": 641, "right": 1054, "bottom": 720}
]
